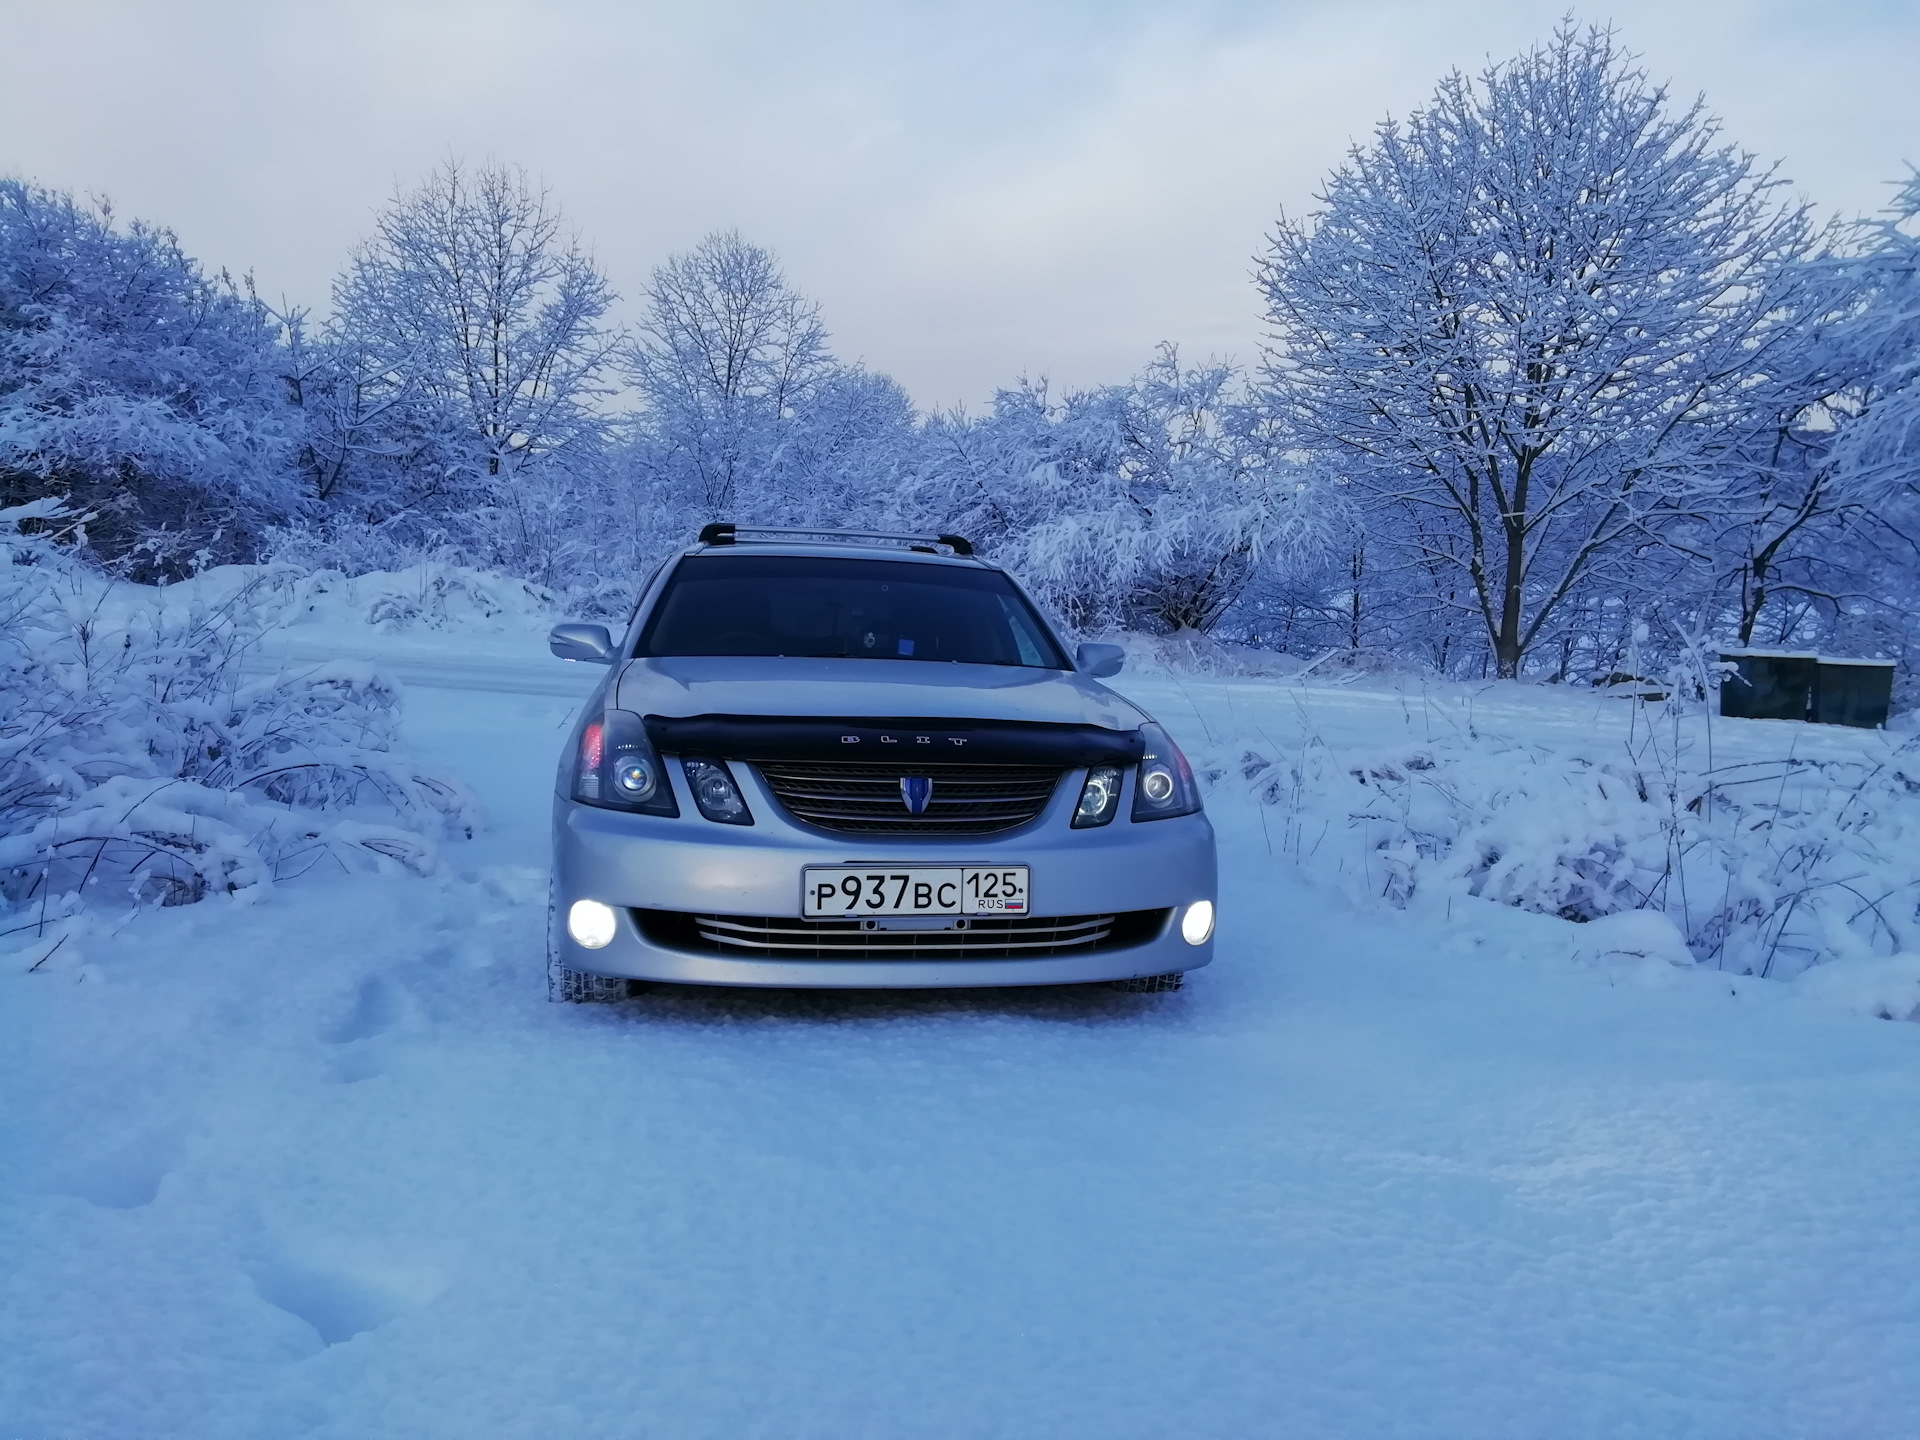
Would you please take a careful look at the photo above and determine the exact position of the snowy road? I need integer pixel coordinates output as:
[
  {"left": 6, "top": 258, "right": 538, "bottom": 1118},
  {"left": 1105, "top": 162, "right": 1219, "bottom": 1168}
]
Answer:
[{"left": 5, "top": 646, "right": 1920, "bottom": 1438}]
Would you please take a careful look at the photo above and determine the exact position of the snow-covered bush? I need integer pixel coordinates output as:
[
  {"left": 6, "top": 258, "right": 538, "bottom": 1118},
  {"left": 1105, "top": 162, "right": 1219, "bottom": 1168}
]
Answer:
[
  {"left": 1227, "top": 689, "right": 1920, "bottom": 980},
  {"left": 238, "top": 556, "right": 566, "bottom": 634},
  {"left": 0, "top": 504, "right": 477, "bottom": 922},
  {"left": 1079, "top": 629, "right": 1310, "bottom": 680},
  {"left": 0, "top": 180, "right": 300, "bottom": 572}
]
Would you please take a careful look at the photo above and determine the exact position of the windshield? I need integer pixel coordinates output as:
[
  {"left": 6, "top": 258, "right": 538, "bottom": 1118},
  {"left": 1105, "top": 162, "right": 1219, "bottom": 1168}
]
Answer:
[{"left": 638, "top": 555, "right": 1069, "bottom": 668}]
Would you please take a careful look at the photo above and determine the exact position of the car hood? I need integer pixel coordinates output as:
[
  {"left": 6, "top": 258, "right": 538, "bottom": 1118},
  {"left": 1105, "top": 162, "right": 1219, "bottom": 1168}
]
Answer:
[{"left": 615, "top": 656, "right": 1148, "bottom": 731}]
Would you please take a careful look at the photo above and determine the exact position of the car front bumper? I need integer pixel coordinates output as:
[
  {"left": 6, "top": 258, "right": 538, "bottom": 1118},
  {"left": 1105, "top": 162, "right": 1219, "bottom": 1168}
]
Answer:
[{"left": 549, "top": 767, "right": 1216, "bottom": 988}]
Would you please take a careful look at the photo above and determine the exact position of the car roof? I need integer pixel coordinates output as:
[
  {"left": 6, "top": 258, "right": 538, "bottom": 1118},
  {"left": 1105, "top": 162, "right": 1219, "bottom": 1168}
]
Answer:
[{"left": 682, "top": 541, "right": 993, "bottom": 569}]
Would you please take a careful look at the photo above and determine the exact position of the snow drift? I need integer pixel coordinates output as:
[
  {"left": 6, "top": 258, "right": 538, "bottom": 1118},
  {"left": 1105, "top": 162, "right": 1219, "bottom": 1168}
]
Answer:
[{"left": 0, "top": 504, "right": 477, "bottom": 927}]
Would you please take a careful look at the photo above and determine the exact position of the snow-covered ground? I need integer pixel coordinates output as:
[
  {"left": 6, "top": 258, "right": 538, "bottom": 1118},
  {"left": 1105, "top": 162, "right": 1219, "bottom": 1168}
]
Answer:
[{"left": 5, "top": 600, "right": 1920, "bottom": 1438}]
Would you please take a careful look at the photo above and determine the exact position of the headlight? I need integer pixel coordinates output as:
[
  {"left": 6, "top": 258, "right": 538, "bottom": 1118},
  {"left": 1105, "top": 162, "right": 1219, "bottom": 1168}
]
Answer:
[
  {"left": 613, "top": 754, "right": 659, "bottom": 799},
  {"left": 1180, "top": 899, "right": 1215, "bottom": 945},
  {"left": 573, "top": 709, "right": 678, "bottom": 816},
  {"left": 682, "top": 758, "right": 752, "bottom": 825},
  {"left": 567, "top": 899, "right": 618, "bottom": 949},
  {"left": 1131, "top": 722, "right": 1202, "bottom": 821},
  {"left": 1072, "top": 765, "right": 1124, "bottom": 828}
]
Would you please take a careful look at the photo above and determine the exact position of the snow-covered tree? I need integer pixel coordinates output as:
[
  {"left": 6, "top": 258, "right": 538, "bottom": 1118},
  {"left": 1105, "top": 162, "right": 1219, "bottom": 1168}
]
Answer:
[
  {"left": 299, "top": 160, "right": 621, "bottom": 581},
  {"left": 329, "top": 161, "right": 617, "bottom": 489},
  {"left": 620, "top": 231, "right": 916, "bottom": 560},
  {"left": 271, "top": 306, "right": 475, "bottom": 539},
  {"left": 915, "top": 348, "right": 1337, "bottom": 634},
  {"left": 1829, "top": 172, "right": 1920, "bottom": 502},
  {"left": 0, "top": 180, "right": 298, "bottom": 571},
  {"left": 1681, "top": 171, "right": 1920, "bottom": 656},
  {"left": 625, "top": 231, "right": 834, "bottom": 517},
  {"left": 1257, "top": 24, "right": 1814, "bottom": 676},
  {"left": 768, "top": 363, "right": 918, "bottom": 524}
]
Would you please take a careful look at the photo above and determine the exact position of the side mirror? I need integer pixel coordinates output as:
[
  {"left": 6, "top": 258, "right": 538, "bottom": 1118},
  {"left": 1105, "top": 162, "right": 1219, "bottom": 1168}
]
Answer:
[
  {"left": 1075, "top": 642, "right": 1125, "bottom": 679},
  {"left": 549, "top": 622, "right": 615, "bottom": 664}
]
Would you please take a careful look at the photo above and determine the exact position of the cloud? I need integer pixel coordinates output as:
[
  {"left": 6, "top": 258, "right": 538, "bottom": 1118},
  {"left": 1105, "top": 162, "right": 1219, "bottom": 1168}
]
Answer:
[{"left": 2, "top": 0, "right": 1911, "bottom": 409}]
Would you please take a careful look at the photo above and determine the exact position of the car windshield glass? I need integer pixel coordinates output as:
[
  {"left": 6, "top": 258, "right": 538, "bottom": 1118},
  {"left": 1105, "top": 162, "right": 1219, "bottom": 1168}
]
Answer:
[{"left": 638, "top": 555, "right": 1069, "bottom": 668}]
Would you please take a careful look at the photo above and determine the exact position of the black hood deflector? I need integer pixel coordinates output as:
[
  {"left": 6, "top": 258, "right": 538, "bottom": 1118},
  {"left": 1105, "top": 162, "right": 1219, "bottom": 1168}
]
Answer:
[{"left": 644, "top": 714, "right": 1144, "bottom": 767}]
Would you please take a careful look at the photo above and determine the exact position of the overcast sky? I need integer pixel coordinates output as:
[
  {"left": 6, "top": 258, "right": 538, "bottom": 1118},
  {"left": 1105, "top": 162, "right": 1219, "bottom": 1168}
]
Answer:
[{"left": 2, "top": 0, "right": 1913, "bottom": 410}]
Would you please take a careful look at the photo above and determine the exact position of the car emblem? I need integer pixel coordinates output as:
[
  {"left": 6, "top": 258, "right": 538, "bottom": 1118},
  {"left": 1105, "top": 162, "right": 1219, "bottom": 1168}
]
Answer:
[{"left": 900, "top": 776, "right": 933, "bottom": 814}]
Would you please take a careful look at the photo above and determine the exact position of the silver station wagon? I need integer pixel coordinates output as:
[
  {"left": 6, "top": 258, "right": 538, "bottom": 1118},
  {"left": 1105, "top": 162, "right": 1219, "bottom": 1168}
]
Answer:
[{"left": 545, "top": 525, "right": 1217, "bottom": 999}]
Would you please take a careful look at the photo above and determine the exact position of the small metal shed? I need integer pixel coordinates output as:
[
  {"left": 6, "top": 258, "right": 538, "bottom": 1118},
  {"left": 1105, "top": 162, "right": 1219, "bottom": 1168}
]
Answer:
[
  {"left": 1813, "top": 657, "right": 1896, "bottom": 729},
  {"left": 1719, "top": 650, "right": 1895, "bottom": 729}
]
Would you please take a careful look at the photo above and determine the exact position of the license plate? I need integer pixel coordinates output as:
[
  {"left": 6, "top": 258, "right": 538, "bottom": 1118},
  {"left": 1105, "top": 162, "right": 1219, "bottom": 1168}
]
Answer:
[{"left": 802, "top": 866, "right": 1029, "bottom": 918}]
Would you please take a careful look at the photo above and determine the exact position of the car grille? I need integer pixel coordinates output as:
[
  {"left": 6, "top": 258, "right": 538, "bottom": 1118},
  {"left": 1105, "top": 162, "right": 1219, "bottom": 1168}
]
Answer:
[
  {"left": 634, "top": 909, "right": 1169, "bottom": 961},
  {"left": 753, "top": 761, "right": 1061, "bottom": 834}
]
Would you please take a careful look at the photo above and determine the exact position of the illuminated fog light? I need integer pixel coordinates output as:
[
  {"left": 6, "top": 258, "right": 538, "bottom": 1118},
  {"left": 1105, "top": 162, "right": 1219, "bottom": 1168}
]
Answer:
[
  {"left": 1180, "top": 899, "right": 1215, "bottom": 946},
  {"left": 567, "top": 899, "right": 618, "bottom": 949}
]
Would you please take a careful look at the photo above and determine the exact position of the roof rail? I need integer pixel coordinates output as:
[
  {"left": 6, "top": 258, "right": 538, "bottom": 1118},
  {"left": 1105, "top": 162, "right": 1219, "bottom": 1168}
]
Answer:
[{"left": 696, "top": 523, "right": 973, "bottom": 557}]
